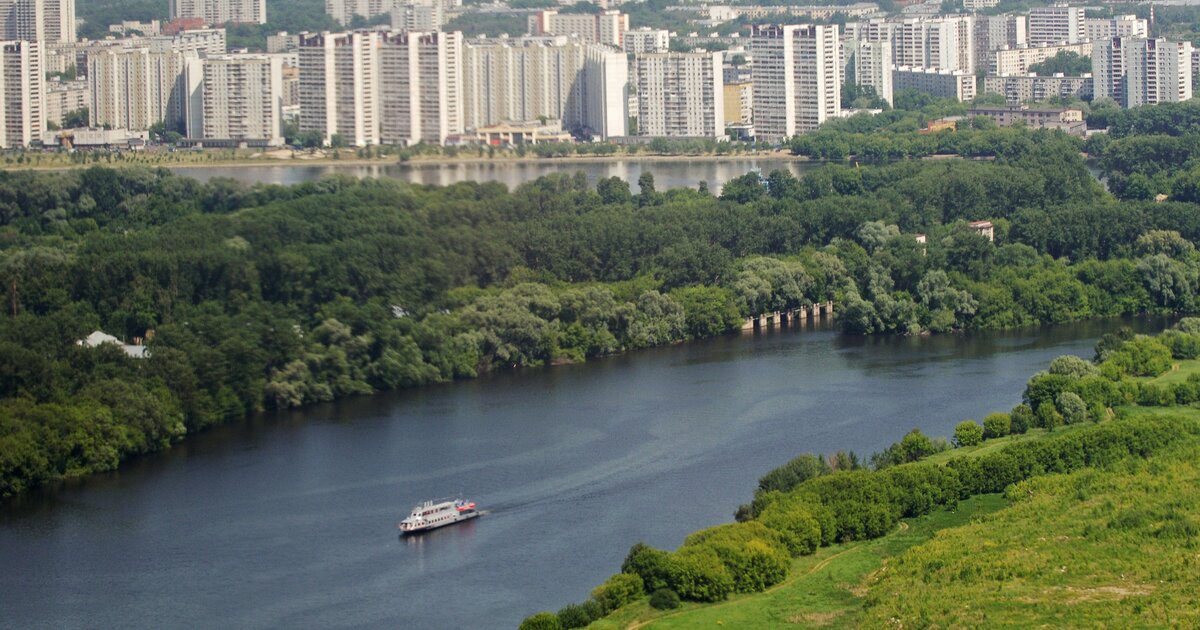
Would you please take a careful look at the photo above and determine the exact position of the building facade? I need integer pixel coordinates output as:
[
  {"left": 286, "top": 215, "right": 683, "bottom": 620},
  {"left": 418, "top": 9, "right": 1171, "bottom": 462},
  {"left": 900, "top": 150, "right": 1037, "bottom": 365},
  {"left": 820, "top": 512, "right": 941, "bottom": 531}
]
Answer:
[
  {"left": 750, "top": 24, "right": 841, "bottom": 143},
  {"left": 1028, "top": 5, "right": 1085, "bottom": 45},
  {"left": 623, "top": 27, "right": 668, "bottom": 54},
  {"left": 298, "top": 31, "right": 380, "bottom": 146},
  {"left": 169, "top": 0, "right": 266, "bottom": 25},
  {"left": 0, "top": 40, "right": 42, "bottom": 147},
  {"left": 87, "top": 48, "right": 200, "bottom": 132},
  {"left": 1084, "top": 15, "right": 1147, "bottom": 41},
  {"left": 45, "top": 76, "right": 87, "bottom": 127},
  {"left": 581, "top": 43, "right": 626, "bottom": 138},
  {"left": 1093, "top": 36, "right": 1193, "bottom": 107},
  {"left": 195, "top": 53, "right": 284, "bottom": 145},
  {"left": 848, "top": 39, "right": 893, "bottom": 105},
  {"left": 982, "top": 73, "right": 1092, "bottom": 104},
  {"left": 634, "top": 51, "right": 724, "bottom": 139},
  {"left": 989, "top": 41, "right": 1092, "bottom": 75},
  {"left": 893, "top": 66, "right": 976, "bottom": 101},
  {"left": 462, "top": 35, "right": 586, "bottom": 132},
  {"left": 527, "top": 10, "right": 628, "bottom": 47},
  {"left": 379, "top": 30, "right": 463, "bottom": 146}
]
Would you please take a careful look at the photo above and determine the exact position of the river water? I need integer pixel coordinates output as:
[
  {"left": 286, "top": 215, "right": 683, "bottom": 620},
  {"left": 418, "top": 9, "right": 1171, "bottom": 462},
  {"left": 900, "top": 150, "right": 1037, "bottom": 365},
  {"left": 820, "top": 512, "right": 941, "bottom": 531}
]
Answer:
[
  {"left": 0, "top": 317, "right": 1167, "bottom": 629},
  {"left": 170, "top": 158, "right": 820, "bottom": 192}
]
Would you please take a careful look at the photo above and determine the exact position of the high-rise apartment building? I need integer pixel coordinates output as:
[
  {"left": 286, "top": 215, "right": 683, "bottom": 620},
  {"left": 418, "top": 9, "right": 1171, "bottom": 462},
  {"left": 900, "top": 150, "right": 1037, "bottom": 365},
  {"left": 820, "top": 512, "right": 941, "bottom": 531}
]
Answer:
[
  {"left": 893, "top": 66, "right": 976, "bottom": 101},
  {"left": 634, "top": 51, "right": 723, "bottom": 139},
  {"left": 87, "top": 48, "right": 201, "bottom": 131},
  {"left": 1093, "top": 36, "right": 1193, "bottom": 107},
  {"left": 750, "top": 24, "right": 840, "bottom": 143},
  {"left": 169, "top": 0, "right": 266, "bottom": 26},
  {"left": 462, "top": 35, "right": 586, "bottom": 131},
  {"left": 45, "top": 76, "right": 87, "bottom": 127},
  {"left": 846, "top": 16, "right": 974, "bottom": 73},
  {"left": 193, "top": 53, "right": 284, "bottom": 145},
  {"left": 528, "top": 10, "right": 628, "bottom": 47},
  {"left": 581, "top": 43, "right": 626, "bottom": 139},
  {"left": 379, "top": 31, "right": 463, "bottom": 146},
  {"left": 848, "top": 39, "right": 893, "bottom": 105},
  {"left": 989, "top": 41, "right": 1091, "bottom": 74},
  {"left": 973, "top": 14, "right": 1026, "bottom": 66},
  {"left": 623, "top": 27, "right": 668, "bottom": 54},
  {"left": 392, "top": 3, "right": 444, "bottom": 33},
  {"left": 298, "top": 31, "right": 379, "bottom": 146},
  {"left": 0, "top": 0, "right": 74, "bottom": 42},
  {"left": 982, "top": 73, "right": 1092, "bottom": 104},
  {"left": 0, "top": 40, "right": 43, "bottom": 147},
  {"left": 1028, "top": 5, "right": 1085, "bottom": 45},
  {"left": 1084, "top": 15, "right": 1148, "bottom": 41}
]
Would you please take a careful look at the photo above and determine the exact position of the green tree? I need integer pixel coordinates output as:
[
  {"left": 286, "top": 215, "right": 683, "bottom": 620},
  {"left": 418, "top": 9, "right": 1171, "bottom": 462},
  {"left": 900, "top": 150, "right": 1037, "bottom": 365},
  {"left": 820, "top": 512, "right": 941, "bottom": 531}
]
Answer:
[
  {"left": 982, "top": 412, "right": 1011, "bottom": 439},
  {"left": 518, "top": 612, "right": 563, "bottom": 630},
  {"left": 1056, "top": 391, "right": 1087, "bottom": 424},
  {"left": 954, "top": 420, "right": 984, "bottom": 447}
]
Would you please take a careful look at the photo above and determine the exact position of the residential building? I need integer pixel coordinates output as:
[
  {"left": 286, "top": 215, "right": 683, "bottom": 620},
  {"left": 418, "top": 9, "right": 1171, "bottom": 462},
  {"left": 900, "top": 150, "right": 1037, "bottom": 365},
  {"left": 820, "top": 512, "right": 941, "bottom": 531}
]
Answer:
[
  {"left": 281, "top": 63, "right": 299, "bottom": 107},
  {"left": 723, "top": 80, "right": 751, "bottom": 125},
  {"left": 392, "top": 3, "right": 445, "bottom": 33},
  {"left": 0, "top": 40, "right": 42, "bottom": 147},
  {"left": 845, "top": 16, "right": 974, "bottom": 73},
  {"left": 750, "top": 24, "right": 840, "bottom": 142},
  {"left": 378, "top": 30, "right": 463, "bottom": 146},
  {"left": 847, "top": 39, "right": 893, "bottom": 105},
  {"left": 169, "top": 0, "right": 266, "bottom": 25},
  {"left": 87, "top": 48, "right": 201, "bottom": 132},
  {"left": 149, "top": 28, "right": 227, "bottom": 55},
  {"left": 110, "top": 20, "right": 162, "bottom": 37},
  {"left": 471, "top": 119, "right": 572, "bottom": 146},
  {"left": 193, "top": 53, "right": 284, "bottom": 145},
  {"left": 973, "top": 14, "right": 1026, "bottom": 67},
  {"left": 1085, "top": 15, "right": 1148, "bottom": 41},
  {"left": 45, "top": 77, "right": 87, "bottom": 127},
  {"left": 1093, "top": 36, "right": 1193, "bottom": 107},
  {"left": 298, "top": 31, "right": 380, "bottom": 146},
  {"left": 634, "top": 51, "right": 723, "bottom": 138},
  {"left": 623, "top": 27, "right": 669, "bottom": 54},
  {"left": 267, "top": 32, "right": 300, "bottom": 53},
  {"left": 1028, "top": 5, "right": 1085, "bottom": 45},
  {"left": 462, "top": 35, "right": 586, "bottom": 132},
  {"left": 528, "top": 10, "right": 629, "bottom": 47},
  {"left": 968, "top": 104, "right": 1085, "bottom": 134},
  {"left": 0, "top": 0, "right": 74, "bottom": 42},
  {"left": 581, "top": 43, "right": 626, "bottom": 138},
  {"left": 989, "top": 41, "right": 1091, "bottom": 74},
  {"left": 963, "top": 0, "right": 998, "bottom": 9},
  {"left": 893, "top": 66, "right": 976, "bottom": 101},
  {"left": 982, "top": 73, "right": 1092, "bottom": 103}
]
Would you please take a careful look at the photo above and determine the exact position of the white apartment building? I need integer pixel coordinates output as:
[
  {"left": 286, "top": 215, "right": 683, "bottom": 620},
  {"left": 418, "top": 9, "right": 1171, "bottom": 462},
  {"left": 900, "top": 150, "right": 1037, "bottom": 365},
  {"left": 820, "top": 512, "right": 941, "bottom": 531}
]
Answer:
[
  {"left": 973, "top": 14, "right": 1026, "bottom": 67},
  {"left": 528, "top": 10, "right": 629, "bottom": 47},
  {"left": 990, "top": 41, "right": 1092, "bottom": 74},
  {"left": 581, "top": 43, "right": 626, "bottom": 138},
  {"left": 1028, "top": 5, "right": 1085, "bottom": 45},
  {"left": 392, "top": 3, "right": 444, "bottom": 33},
  {"left": 0, "top": 0, "right": 74, "bottom": 43},
  {"left": 1084, "top": 15, "right": 1148, "bottom": 41},
  {"left": 267, "top": 32, "right": 300, "bottom": 53},
  {"left": 194, "top": 53, "right": 284, "bottom": 145},
  {"left": 379, "top": 31, "right": 463, "bottom": 146},
  {"left": 848, "top": 39, "right": 893, "bottom": 105},
  {"left": 45, "top": 77, "right": 87, "bottom": 127},
  {"left": 87, "top": 48, "right": 201, "bottom": 131},
  {"left": 982, "top": 73, "right": 1093, "bottom": 104},
  {"left": 750, "top": 24, "right": 840, "bottom": 143},
  {"left": 963, "top": 0, "right": 998, "bottom": 9},
  {"left": 623, "top": 28, "right": 669, "bottom": 54},
  {"left": 149, "top": 28, "right": 227, "bottom": 55},
  {"left": 893, "top": 66, "right": 976, "bottom": 101},
  {"left": 846, "top": 16, "right": 974, "bottom": 73},
  {"left": 169, "top": 0, "right": 266, "bottom": 25},
  {"left": 462, "top": 35, "right": 586, "bottom": 131},
  {"left": 0, "top": 40, "right": 43, "bottom": 147},
  {"left": 634, "top": 51, "right": 724, "bottom": 139},
  {"left": 298, "top": 31, "right": 380, "bottom": 147},
  {"left": 1093, "top": 36, "right": 1193, "bottom": 107}
]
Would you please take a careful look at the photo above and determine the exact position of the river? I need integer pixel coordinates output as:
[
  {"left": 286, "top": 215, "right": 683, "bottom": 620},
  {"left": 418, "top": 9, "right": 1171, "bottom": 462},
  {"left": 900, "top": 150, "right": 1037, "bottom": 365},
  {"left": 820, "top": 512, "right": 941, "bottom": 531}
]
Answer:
[
  {"left": 0, "top": 317, "right": 1167, "bottom": 629},
  {"left": 169, "top": 158, "right": 821, "bottom": 192}
]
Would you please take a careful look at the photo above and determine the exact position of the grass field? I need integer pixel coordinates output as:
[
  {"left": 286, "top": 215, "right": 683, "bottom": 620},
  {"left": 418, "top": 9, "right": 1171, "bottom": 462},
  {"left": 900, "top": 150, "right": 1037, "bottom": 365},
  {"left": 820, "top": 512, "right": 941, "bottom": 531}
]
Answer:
[
  {"left": 589, "top": 494, "right": 1008, "bottom": 629},
  {"left": 1145, "top": 358, "right": 1200, "bottom": 385},
  {"left": 589, "top": 407, "right": 1200, "bottom": 629}
]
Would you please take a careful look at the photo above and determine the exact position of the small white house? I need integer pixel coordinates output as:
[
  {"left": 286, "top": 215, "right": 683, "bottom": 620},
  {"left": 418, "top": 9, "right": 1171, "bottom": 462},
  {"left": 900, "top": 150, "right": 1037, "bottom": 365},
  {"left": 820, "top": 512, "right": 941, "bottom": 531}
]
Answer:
[{"left": 78, "top": 330, "right": 149, "bottom": 359}]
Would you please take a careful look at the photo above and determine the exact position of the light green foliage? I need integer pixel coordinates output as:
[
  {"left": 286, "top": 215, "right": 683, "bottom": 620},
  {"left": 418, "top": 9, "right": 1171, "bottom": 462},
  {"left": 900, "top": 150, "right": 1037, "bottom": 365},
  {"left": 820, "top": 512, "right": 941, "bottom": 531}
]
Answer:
[
  {"left": 982, "top": 412, "right": 1012, "bottom": 439},
  {"left": 1048, "top": 354, "right": 1099, "bottom": 379},
  {"left": 517, "top": 612, "right": 562, "bottom": 630},
  {"left": 591, "top": 573, "right": 644, "bottom": 613},
  {"left": 1056, "top": 391, "right": 1088, "bottom": 425},
  {"left": 757, "top": 453, "right": 831, "bottom": 494},
  {"left": 954, "top": 420, "right": 984, "bottom": 447}
]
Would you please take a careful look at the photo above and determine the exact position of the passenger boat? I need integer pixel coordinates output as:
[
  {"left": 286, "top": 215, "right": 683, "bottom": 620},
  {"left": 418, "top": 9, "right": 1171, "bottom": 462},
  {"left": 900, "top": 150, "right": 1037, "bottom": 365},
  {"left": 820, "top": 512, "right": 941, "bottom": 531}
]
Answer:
[{"left": 398, "top": 497, "right": 480, "bottom": 534}]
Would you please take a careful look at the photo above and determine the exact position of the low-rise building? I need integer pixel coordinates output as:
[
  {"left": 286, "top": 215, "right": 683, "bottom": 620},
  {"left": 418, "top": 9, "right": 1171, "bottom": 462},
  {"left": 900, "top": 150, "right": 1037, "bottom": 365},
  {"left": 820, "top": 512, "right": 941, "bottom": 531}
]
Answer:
[
  {"left": 623, "top": 27, "right": 668, "bottom": 54},
  {"left": 472, "top": 120, "right": 573, "bottom": 146},
  {"left": 46, "top": 77, "right": 89, "bottom": 127},
  {"left": 989, "top": 42, "right": 1092, "bottom": 75},
  {"left": 893, "top": 66, "right": 976, "bottom": 101},
  {"left": 982, "top": 73, "right": 1092, "bottom": 104},
  {"left": 968, "top": 104, "right": 1086, "bottom": 135}
]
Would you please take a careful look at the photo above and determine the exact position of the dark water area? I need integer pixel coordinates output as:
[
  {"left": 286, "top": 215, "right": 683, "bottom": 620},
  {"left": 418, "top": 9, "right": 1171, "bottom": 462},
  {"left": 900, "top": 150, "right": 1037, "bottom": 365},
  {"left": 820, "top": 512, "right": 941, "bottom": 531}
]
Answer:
[
  {"left": 0, "top": 316, "right": 1169, "bottom": 629},
  {"left": 170, "top": 158, "right": 821, "bottom": 193}
]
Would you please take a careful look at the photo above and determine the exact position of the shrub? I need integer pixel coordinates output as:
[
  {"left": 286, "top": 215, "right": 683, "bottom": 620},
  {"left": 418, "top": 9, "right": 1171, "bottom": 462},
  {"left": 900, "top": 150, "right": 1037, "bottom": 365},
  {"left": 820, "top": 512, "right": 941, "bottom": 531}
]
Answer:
[
  {"left": 621, "top": 543, "right": 671, "bottom": 592},
  {"left": 982, "top": 413, "right": 1012, "bottom": 439},
  {"left": 1101, "top": 336, "right": 1173, "bottom": 377},
  {"left": 954, "top": 420, "right": 984, "bottom": 447},
  {"left": 666, "top": 547, "right": 735, "bottom": 602},
  {"left": 757, "top": 453, "right": 831, "bottom": 494},
  {"left": 555, "top": 603, "right": 595, "bottom": 629},
  {"left": 1037, "top": 400, "right": 1063, "bottom": 429},
  {"left": 1056, "top": 392, "right": 1088, "bottom": 424},
  {"left": 591, "top": 573, "right": 644, "bottom": 613},
  {"left": 682, "top": 522, "right": 792, "bottom": 592},
  {"left": 1048, "top": 355, "right": 1098, "bottom": 379},
  {"left": 1010, "top": 404, "right": 1033, "bottom": 434},
  {"left": 649, "top": 588, "right": 681, "bottom": 610},
  {"left": 757, "top": 497, "right": 824, "bottom": 556},
  {"left": 519, "top": 612, "right": 563, "bottom": 630}
]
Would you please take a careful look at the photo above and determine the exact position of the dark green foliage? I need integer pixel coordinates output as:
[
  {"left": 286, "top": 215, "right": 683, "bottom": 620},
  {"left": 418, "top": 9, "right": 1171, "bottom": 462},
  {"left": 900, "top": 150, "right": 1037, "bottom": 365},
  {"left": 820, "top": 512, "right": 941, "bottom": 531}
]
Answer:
[
  {"left": 757, "top": 453, "right": 831, "bottom": 494},
  {"left": 1010, "top": 404, "right": 1033, "bottom": 434},
  {"left": 1027, "top": 51, "right": 1091, "bottom": 76},
  {"left": 591, "top": 573, "right": 644, "bottom": 613},
  {"left": 621, "top": 543, "right": 672, "bottom": 592},
  {"left": 518, "top": 612, "right": 563, "bottom": 630},
  {"left": 982, "top": 413, "right": 1012, "bottom": 439},
  {"left": 648, "top": 588, "right": 681, "bottom": 610}
]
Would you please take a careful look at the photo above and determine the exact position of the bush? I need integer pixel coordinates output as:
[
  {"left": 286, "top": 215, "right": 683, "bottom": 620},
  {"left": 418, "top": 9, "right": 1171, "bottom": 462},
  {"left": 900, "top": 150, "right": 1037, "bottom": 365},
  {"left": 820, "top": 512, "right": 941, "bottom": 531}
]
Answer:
[
  {"left": 649, "top": 588, "right": 681, "bottom": 610},
  {"left": 519, "top": 612, "right": 563, "bottom": 630},
  {"left": 555, "top": 603, "right": 596, "bottom": 629},
  {"left": 1037, "top": 400, "right": 1063, "bottom": 429},
  {"left": 666, "top": 547, "right": 735, "bottom": 602},
  {"left": 682, "top": 522, "right": 791, "bottom": 593},
  {"left": 982, "top": 413, "right": 1011, "bottom": 439},
  {"left": 1048, "top": 355, "right": 1098, "bottom": 379},
  {"left": 757, "top": 497, "right": 823, "bottom": 555},
  {"left": 621, "top": 543, "right": 672, "bottom": 592},
  {"left": 1101, "top": 336, "right": 1173, "bottom": 377},
  {"left": 1010, "top": 404, "right": 1033, "bottom": 434},
  {"left": 591, "top": 573, "right": 644, "bottom": 613},
  {"left": 1056, "top": 391, "right": 1088, "bottom": 424},
  {"left": 954, "top": 420, "right": 984, "bottom": 447},
  {"left": 757, "top": 453, "right": 831, "bottom": 494}
]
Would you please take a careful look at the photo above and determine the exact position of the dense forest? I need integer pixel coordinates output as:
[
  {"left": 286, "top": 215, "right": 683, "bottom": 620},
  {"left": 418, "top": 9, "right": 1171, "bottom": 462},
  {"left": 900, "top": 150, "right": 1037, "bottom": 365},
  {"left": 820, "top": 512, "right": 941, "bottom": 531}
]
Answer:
[{"left": 4, "top": 112, "right": 1200, "bottom": 497}]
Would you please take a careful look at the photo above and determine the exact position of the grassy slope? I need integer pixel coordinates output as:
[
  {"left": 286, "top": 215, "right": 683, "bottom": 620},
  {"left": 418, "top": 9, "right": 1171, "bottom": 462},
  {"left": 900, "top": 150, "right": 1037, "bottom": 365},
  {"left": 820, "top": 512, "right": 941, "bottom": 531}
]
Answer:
[
  {"left": 1145, "top": 357, "right": 1200, "bottom": 385},
  {"left": 592, "top": 408, "right": 1200, "bottom": 629}
]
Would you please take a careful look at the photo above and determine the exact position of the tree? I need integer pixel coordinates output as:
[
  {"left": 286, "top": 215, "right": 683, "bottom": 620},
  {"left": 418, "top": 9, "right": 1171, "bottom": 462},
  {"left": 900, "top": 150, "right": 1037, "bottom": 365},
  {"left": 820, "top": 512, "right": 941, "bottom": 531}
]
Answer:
[
  {"left": 758, "top": 453, "right": 830, "bottom": 493},
  {"left": 1010, "top": 404, "right": 1033, "bottom": 434},
  {"left": 954, "top": 420, "right": 984, "bottom": 447},
  {"left": 637, "top": 171, "right": 656, "bottom": 196},
  {"left": 518, "top": 612, "right": 563, "bottom": 630},
  {"left": 1056, "top": 391, "right": 1087, "bottom": 424},
  {"left": 596, "top": 176, "right": 631, "bottom": 204},
  {"left": 982, "top": 412, "right": 1011, "bottom": 439}
]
